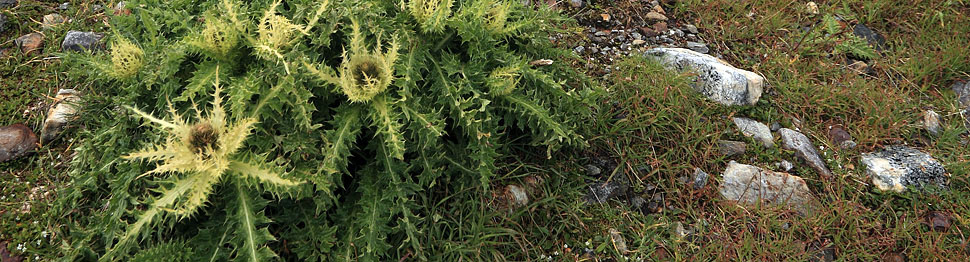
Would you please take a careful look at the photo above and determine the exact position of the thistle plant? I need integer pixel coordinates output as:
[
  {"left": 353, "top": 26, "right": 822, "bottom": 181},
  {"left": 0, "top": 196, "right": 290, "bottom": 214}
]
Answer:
[
  {"left": 102, "top": 72, "right": 302, "bottom": 261},
  {"left": 60, "top": 0, "right": 596, "bottom": 261}
]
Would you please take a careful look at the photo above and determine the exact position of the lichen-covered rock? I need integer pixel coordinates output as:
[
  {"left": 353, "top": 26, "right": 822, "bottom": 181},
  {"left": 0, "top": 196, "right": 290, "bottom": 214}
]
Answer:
[
  {"left": 61, "top": 31, "right": 104, "bottom": 52},
  {"left": 779, "top": 128, "right": 833, "bottom": 177},
  {"left": 15, "top": 33, "right": 44, "bottom": 54},
  {"left": 0, "top": 124, "right": 39, "bottom": 163},
  {"left": 41, "top": 89, "right": 80, "bottom": 145},
  {"left": 720, "top": 161, "right": 816, "bottom": 213},
  {"left": 584, "top": 179, "right": 629, "bottom": 204},
  {"left": 733, "top": 117, "right": 774, "bottom": 147},
  {"left": 861, "top": 146, "right": 947, "bottom": 192},
  {"left": 644, "top": 47, "right": 764, "bottom": 106}
]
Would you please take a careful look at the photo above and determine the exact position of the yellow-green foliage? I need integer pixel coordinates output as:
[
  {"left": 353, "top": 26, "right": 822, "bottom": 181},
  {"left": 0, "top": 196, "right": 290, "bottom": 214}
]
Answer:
[
  {"left": 108, "top": 37, "right": 144, "bottom": 79},
  {"left": 60, "top": 0, "right": 595, "bottom": 261}
]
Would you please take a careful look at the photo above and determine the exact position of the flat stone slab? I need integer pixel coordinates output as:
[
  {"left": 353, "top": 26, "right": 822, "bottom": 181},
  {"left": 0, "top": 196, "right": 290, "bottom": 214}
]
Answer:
[
  {"left": 779, "top": 128, "right": 833, "bottom": 177},
  {"left": 861, "top": 146, "right": 947, "bottom": 192},
  {"left": 644, "top": 48, "right": 764, "bottom": 106},
  {"left": 720, "top": 161, "right": 816, "bottom": 213}
]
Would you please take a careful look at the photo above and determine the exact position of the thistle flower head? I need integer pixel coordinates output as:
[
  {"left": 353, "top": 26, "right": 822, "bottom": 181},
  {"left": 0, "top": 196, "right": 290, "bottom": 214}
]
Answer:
[
  {"left": 200, "top": 17, "right": 240, "bottom": 59},
  {"left": 336, "top": 21, "right": 399, "bottom": 103},
  {"left": 109, "top": 37, "right": 144, "bottom": 79}
]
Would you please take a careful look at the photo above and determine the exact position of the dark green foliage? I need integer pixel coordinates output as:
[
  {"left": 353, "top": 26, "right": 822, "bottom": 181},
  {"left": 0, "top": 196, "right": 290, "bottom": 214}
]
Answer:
[{"left": 57, "top": 0, "right": 596, "bottom": 261}]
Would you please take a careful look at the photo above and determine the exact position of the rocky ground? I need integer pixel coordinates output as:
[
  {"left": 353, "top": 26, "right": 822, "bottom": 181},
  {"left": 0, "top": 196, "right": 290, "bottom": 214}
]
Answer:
[{"left": 2, "top": 0, "right": 970, "bottom": 261}]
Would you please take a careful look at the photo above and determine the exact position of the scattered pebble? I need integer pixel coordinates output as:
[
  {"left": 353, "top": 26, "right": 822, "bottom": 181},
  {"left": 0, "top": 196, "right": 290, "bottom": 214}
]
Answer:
[
  {"left": 15, "top": 33, "right": 44, "bottom": 54},
  {"left": 685, "top": 24, "right": 699, "bottom": 34},
  {"left": 41, "top": 14, "right": 65, "bottom": 29},
  {"left": 806, "top": 2, "right": 819, "bottom": 15},
  {"left": 645, "top": 11, "right": 668, "bottom": 21},
  {"left": 826, "top": 126, "right": 856, "bottom": 149},
  {"left": 732, "top": 117, "right": 774, "bottom": 147},
  {"left": 686, "top": 41, "right": 709, "bottom": 54},
  {"left": 779, "top": 128, "right": 833, "bottom": 177},
  {"left": 608, "top": 228, "right": 629, "bottom": 254},
  {"left": 41, "top": 89, "right": 80, "bottom": 145},
  {"left": 0, "top": 124, "right": 39, "bottom": 163},
  {"left": 852, "top": 23, "right": 887, "bottom": 52},
  {"left": 923, "top": 110, "right": 941, "bottom": 136},
  {"left": 61, "top": 31, "right": 104, "bottom": 52}
]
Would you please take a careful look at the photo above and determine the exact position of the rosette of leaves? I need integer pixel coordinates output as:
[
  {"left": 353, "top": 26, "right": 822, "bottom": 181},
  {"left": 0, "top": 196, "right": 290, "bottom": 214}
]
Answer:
[{"left": 58, "top": 0, "right": 597, "bottom": 261}]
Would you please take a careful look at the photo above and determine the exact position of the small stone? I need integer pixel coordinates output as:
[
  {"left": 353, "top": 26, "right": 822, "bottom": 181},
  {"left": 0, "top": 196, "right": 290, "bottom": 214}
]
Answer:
[
  {"left": 645, "top": 48, "right": 765, "bottom": 106},
  {"left": 113, "top": 1, "right": 131, "bottom": 16},
  {"left": 41, "top": 89, "right": 80, "bottom": 145},
  {"left": 61, "top": 31, "right": 104, "bottom": 52},
  {"left": 779, "top": 128, "right": 833, "bottom": 177},
  {"left": 770, "top": 122, "right": 781, "bottom": 132},
  {"left": 600, "top": 13, "right": 610, "bottom": 21},
  {"left": 632, "top": 39, "right": 646, "bottom": 46},
  {"left": 691, "top": 168, "right": 709, "bottom": 189},
  {"left": 923, "top": 110, "right": 941, "bottom": 136},
  {"left": 57, "top": 2, "right": 69, "bottom": 10},
  {"left": 862, "top": 146, "right": 947, "bottom": 192},
  {"left": 42, "top": 14, "right": 66, "bottom": 29},
  {"left": 631, "top": 32, "right": 642, "bottom": 40},
  {"left": 778, "top": 160, "right": 794, "bottom": 172},
  {"left": 608, "top": 228, "right": 629, "bottom": 254},
  {"left": 733, "top": 117, "right": 774, "bottom": 147},
  {"left": 652, "top": 4, "right": 665, "bottom": 14},
  {"left": 717, "top": 140, "right": 747, "bottom": 156},
  {"left": 952, "top": 80, "right": 970, "bottom": 124},
  {"left": 0, "top": 0, "right": 17, "bottom": 8},
  {"left": 686, "top": 41, "right": 709, "bottom": 54},
  {"left": 672, "top": 222, "right": 689, "bottom": 239},
  {"left": 15, "top": 33, "right": 44, "bottom": 54},
  {"left": 685, "top": 24, "right": 699, "bottom": 34},
  {"left": 848, "top": 60, "right": 872, "bottom": 75},
  {"left": 505, "top": 185, "right": 529, "bottom": 206},
  {"left": 573, "top": 46, "right": 585, "bottom": 53},
  {"left": 720, "top": 161, "right": 816, "bottom": 213},
  {"left": 569, "top": 0, "right": 583, "bottom": 8},
  {"left": 589, "top": 47, "right": 599, "bottom": 53},
  {"left": 806, "top": 2, "right": 819, "bottom": 15},
  {"left": 641, "top": 27, "right": 659, "bottom": 37},
  {"left": 646, "top": 11, "right": 668, "bottom": 21},
  {"left": 594, "top": 30, "right": 608, "bottom": 37},
  {"left": 925, "top": 211, "right": 951, "bottom": 232},
  {"left": 826, "top": 126, "right": 855, "bottom": 149},
  {"left": 852, "top": 23, "right": 887, "bottom": 52},
  {"left": 0, "top": 240, "right": 25, "bottom": 262},
  {"left": 671, "top": 29, "right": 685, "bottom": 38},
  {"left": 585, "top": 164, "right": 602, "bottom": 176},
  {"left": 952, "top": 79, "right": 970, "bottom": 108},
  {"left": 0, "top": 14, "right": 7, "bottom": 34},
  {"left": 0, "top": 124, "right": 39, "bottom": 163},
  {"left": 584, "top": 179, "right": 629, "bottom": 204}
]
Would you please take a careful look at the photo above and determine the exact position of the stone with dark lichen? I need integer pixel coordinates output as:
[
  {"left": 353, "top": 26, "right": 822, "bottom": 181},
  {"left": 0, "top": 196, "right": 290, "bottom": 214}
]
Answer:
[
  {"left": 61, "top": 31, "right": 104, "bottom": 52},
  {"left": 861, "top": 146, "right": 947, "bottom": 192},
  {"left": 644, "top": 48, "right": 764, "bottom": 106}
]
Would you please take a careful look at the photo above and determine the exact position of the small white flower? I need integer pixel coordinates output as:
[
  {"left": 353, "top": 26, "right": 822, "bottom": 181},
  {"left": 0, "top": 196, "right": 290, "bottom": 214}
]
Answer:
[
  {"left": 564, "top": 243, "right": 569, "bottom": 249},
  {"left": 553, "top": 251, "right": 559, "bottom": 256},
  {"left": 41, "top": 230, "right": 49, "bottom": 238}
]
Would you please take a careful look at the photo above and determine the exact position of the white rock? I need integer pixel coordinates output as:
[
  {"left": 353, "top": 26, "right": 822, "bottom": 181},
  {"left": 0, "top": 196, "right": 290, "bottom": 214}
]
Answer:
[
  {"left": 733, "top": 117, "right": 774, "bottom": 148},
  {"left": 720, "top": 161, "right": 815, "bottom": 213},
  {"left": 644, "top": 48, "right": 764, "bottom": 106},
  {"left": 506, "top": 184, "right": 528, "bottom": 206}
]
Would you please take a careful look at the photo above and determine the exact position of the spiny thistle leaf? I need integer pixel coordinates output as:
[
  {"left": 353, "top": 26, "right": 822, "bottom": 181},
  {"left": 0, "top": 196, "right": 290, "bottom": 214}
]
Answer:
[{"left": 230, "top": 181, "right": 278, "bottom": 262}]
